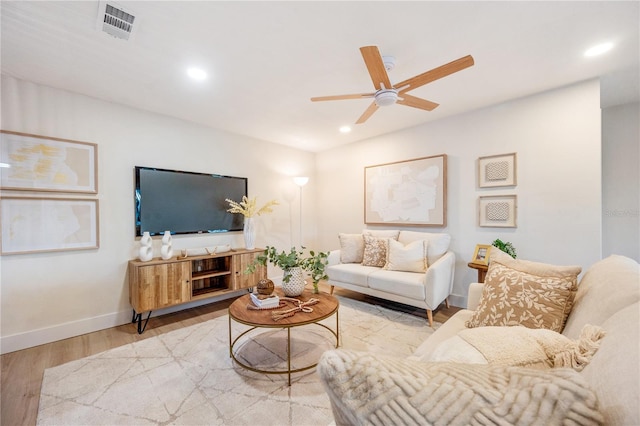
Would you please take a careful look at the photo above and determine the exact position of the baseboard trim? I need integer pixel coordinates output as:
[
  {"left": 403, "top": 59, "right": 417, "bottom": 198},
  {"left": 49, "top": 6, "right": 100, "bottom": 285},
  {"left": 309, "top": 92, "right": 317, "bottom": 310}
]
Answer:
[{"left": 0, "top": 289, "right": 250, "bottom": 355}]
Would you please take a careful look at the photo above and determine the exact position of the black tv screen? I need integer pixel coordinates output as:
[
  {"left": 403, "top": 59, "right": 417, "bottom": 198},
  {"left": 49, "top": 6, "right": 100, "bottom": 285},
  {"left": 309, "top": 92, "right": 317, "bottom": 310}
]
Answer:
[{"left": 135, "top": 166, "right": 247, "bottom": 236}]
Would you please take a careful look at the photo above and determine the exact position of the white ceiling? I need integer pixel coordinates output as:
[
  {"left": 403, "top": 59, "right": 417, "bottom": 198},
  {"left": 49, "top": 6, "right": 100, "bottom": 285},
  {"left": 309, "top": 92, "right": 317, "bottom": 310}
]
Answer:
[{"left": 1, "top": 1, "right": 638, "bottom": 152}]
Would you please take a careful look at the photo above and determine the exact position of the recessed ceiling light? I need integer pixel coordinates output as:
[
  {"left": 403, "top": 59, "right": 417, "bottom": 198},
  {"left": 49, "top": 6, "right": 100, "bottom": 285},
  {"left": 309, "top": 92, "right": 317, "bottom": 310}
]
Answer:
[
  {"left": 339, "top": 126, "right": 351, "bottom": 134},
  {"left": 186, "top": 67, "right": 207, "bottom": 81},
  {"left": 584, "top": 42, "right": 614, "bottom": 57}
]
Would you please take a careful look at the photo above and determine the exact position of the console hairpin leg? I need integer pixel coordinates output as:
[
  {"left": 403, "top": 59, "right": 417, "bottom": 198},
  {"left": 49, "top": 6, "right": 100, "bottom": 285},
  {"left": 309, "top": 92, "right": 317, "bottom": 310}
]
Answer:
[{"left": 131, "top": 309, "right": 152, "bottom": 334}]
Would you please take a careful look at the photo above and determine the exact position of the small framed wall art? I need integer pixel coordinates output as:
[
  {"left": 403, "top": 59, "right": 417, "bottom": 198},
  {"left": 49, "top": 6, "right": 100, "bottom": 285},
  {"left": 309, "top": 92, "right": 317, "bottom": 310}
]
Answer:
[
  {"left": 479, "top": 195, "right": 517, "bottom": 228},
  {"left": 471, "top": 244, "right": 492, "bottom": 265},
  {"left": 478, "top": 152, "right": 517, "bottom": 188}
]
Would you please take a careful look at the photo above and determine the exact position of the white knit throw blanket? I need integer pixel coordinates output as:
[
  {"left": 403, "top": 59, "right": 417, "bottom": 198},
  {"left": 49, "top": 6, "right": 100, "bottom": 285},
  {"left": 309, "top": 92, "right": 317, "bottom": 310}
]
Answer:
[
  {"left": 318, "top": 349, "right": 604, "bottom": 426},
  {"left": 457, "top": 324, "right": 606, "bottom": 370}
]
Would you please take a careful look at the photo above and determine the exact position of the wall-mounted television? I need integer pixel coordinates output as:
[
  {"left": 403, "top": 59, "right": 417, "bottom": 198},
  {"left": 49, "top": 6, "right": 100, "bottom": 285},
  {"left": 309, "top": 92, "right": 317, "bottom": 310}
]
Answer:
[{"left": 135, "top": 166, "right": 247, "bottom": 236}]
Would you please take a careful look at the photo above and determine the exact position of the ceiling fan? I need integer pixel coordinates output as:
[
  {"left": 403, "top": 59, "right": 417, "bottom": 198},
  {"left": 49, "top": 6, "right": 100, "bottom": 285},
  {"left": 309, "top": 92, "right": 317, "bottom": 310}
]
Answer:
[{"left": 311, "top": 46, "right": 474, "bottom": 124}]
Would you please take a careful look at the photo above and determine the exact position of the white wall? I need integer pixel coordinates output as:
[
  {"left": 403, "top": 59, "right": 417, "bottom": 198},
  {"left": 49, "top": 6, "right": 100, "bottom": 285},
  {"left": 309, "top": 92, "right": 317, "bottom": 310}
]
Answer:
[
  {"left": 315, "top": 80, "right": 602, "bottom": 307},
  {"left": 602, "top": 101, "right": 640, "bottom": 261},
  {"left": 0, "top": 75, "right": 316, "bottom": 353}
]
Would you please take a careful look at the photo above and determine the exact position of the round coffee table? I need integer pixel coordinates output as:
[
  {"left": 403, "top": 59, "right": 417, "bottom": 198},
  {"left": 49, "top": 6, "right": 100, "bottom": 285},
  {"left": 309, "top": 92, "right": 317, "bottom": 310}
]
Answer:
[{"left": 228, "top": 289, "right": 339, "bottom": 386}]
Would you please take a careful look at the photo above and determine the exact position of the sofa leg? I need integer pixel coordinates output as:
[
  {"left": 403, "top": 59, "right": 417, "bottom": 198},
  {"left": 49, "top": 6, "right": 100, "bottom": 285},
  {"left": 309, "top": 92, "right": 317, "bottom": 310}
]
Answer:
[
  {"left": 426, "top": 310, "right": 434, "bottom": 327},
  {"left": 445, "top": 298, "right": 450, "bottom": 309},
  {"left": 329, "top": 285, "right": 335, "bottom": 295}
]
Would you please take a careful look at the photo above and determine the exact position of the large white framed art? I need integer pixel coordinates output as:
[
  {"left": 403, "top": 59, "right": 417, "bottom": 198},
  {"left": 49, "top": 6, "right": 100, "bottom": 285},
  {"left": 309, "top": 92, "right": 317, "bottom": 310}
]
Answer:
[
  {"left": 479, "top": 195, "right": 517, "bottom": 228},
  {"left": 478, "top": 152, "right": 517, "bottom": 188},
  {"left": 365, "top": 154, "right": 447, "bottom": 227},
  {"left": 0, "top": 130, "right": 98, "bottom": 193},
  {"left": 0, "top": 197, "right": 100, "bottom": 254}
]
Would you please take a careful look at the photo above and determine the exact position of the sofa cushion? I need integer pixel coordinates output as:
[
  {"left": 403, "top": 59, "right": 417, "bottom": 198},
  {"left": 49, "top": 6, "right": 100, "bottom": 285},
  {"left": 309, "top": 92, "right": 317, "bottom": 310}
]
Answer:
[
  {"left": 361, "top": 235, "right": 387, "bottom": 267},
  {"left": 338, "top": 233, "right": 364, "bottom": 263},
  {"left": 466, "top": 250, "right": 581, "bottom": 332},
  {"left": 384, "top": 239, "right": 427, "bottom": 273},
  {"left": 325, "top": 263, "right": 379, "bottom": 288},
  {"left": 368, "top": 269, "right": 426, "bottom": 300},
  {"left": 562, "top": 255, "right": 640, "bottom": 340},
  {"left": 363, "top": 229, "right": 400, "bottom": 240},
  {"left": 411, "top": 309, "right": 474, "bottom": 362},
  {"left": 398, "top": 231, "right": 450, "bottom": 266}
]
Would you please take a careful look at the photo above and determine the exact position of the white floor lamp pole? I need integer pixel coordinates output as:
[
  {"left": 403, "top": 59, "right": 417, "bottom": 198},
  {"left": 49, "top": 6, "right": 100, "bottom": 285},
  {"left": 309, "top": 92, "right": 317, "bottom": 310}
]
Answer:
[{"left": 293, "top": 176, "right": 309, "bottom": 246}]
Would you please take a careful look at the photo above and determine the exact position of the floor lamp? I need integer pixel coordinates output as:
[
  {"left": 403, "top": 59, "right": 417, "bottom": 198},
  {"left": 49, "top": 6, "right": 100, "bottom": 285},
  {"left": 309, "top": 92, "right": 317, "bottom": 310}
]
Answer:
[{"left": 293, "top": 176, "right": 309, "bottom": 246}]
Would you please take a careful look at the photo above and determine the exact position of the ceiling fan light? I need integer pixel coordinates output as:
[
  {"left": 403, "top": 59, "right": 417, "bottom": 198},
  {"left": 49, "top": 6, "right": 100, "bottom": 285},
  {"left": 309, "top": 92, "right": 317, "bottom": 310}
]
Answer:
[{"left": 374, "top": 89, "right": 398, "bottom": 107}]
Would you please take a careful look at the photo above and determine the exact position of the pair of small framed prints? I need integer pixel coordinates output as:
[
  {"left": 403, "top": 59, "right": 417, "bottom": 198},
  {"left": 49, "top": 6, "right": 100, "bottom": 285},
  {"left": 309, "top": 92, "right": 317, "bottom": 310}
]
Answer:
[{"left": 478, "top": 153, "right": 517, "bottom": 228}]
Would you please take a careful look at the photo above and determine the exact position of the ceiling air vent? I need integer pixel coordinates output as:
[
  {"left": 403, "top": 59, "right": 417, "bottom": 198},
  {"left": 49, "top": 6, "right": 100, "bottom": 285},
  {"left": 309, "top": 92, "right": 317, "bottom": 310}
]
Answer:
[{"left": 97, "top": 1, "right": 137, "bottom": 41}]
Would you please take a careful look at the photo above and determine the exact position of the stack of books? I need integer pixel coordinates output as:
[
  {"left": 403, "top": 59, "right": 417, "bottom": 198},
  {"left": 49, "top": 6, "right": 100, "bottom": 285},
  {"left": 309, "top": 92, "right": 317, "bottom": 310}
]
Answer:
[{"left": 250, "top": 292, "right": 280, "bottom": 309}]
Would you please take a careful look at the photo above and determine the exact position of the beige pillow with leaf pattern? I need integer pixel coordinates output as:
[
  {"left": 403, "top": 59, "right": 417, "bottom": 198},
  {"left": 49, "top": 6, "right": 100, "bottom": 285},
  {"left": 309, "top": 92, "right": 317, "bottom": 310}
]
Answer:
[
  {"left": 466, "top": 250, "right": 581, "bottom": 332},
  {"left": 362, "top": 235, "right": 388, "bottom": 267}
]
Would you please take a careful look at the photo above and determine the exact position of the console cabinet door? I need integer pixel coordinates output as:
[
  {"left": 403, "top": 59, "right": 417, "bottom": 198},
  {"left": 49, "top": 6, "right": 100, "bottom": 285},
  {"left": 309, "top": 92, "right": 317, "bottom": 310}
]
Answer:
[
  {"left": 130, "top": 261, "right": 191, "bottom": 312},
  {"left": 232, "top": 252, "right": 266, "bottom": 290}
]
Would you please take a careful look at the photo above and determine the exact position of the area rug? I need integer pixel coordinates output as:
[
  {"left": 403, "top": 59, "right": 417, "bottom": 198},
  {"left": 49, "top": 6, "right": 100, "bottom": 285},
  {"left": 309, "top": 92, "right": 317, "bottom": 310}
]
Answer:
[{"left": 37, "top": 296, "right": 439, "bottom": 425}]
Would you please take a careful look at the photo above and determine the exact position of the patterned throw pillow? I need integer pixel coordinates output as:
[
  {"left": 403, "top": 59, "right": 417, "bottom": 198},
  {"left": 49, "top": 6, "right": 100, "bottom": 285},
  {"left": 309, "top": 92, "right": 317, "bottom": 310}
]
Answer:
[
  {"left": 466, "top": 250, "right": 582, "bottom": 332},
  {"left": 362, "top": 235, "right": 388, "bottom": 267}
]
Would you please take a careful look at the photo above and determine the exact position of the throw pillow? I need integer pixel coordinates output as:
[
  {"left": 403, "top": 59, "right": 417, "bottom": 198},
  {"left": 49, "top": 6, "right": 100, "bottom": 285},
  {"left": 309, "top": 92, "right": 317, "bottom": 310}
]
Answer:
[
  {"left": 338, "top": 233, "right": 364, "bottom": 263},
  {"left": 384, "top": 239, "right": 427, "bottom": 273},
  {"left": 362, "top": 235, "right": 387, "bottom": 267},
  {"left": 466, "top": 250, "right": 582, "bottom": 332},
  {"left": 398, "top": 231, "right": 451, "bottom": 266}
]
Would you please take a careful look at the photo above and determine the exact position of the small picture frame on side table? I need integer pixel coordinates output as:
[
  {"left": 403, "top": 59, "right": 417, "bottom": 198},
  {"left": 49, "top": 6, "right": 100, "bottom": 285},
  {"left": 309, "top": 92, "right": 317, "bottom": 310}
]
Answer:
[
  {"left": 478, "top": 153, "right": 516, "bottom": 188},
  {"left": 471, "top": 244, "right": 492, "bottom": 265}
]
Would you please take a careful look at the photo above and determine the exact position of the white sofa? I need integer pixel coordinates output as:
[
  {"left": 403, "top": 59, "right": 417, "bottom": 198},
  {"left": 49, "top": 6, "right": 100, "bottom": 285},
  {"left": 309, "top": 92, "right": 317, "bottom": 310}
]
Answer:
[
  {"left": 319, "top": 254, "right": 639, "bottom": 425},
  {"left": 326, "top": 230, "right": 455, "bottom": 326}
]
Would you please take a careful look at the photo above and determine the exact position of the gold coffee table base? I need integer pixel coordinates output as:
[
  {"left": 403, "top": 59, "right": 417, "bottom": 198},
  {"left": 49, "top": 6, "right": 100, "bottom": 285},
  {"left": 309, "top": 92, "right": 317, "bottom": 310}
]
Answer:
[{"left": 228, "top": 290, "right": 339, "bottom": 386}]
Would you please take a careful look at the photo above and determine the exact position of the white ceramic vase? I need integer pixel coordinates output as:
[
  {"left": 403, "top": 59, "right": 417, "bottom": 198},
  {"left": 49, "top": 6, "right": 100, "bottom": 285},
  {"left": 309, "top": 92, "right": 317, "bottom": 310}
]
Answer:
[
  {"left": 161, "top": 230, "right": 173, "bottom": 260},
  {"left": 138, "top": 231, "right": 153, "bottom": 261},
  {"left": 281, "top": 267, "right": 306, "bottom": 297},
  {"left": 243, "top": 217, "right": 256, "bottom": 249}
]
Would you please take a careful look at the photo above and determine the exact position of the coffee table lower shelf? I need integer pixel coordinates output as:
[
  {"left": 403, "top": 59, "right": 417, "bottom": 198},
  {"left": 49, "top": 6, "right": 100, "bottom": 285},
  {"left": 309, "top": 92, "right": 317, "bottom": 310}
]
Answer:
[{"left": 227, "top": 290, "right": 340, "bottom": 386}]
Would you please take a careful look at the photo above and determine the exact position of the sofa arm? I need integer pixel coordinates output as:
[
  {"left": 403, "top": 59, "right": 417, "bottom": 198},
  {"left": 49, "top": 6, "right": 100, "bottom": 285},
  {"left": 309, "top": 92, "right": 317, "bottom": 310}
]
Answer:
[
  {"left": 328, "top": 249, "right": 341, "bottom": 266},
  {"left": 424, "top": 251, "right": 456, "bottom": 309},
  {"left": 467, "top": 282, "right": 484, "bottom": 310}
]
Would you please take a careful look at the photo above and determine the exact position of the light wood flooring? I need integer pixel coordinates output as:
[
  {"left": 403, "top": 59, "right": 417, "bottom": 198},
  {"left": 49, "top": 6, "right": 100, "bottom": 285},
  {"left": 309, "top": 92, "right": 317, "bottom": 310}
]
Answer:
[{"left": 1, "top": 284, "right": 460, "bottom": 426}]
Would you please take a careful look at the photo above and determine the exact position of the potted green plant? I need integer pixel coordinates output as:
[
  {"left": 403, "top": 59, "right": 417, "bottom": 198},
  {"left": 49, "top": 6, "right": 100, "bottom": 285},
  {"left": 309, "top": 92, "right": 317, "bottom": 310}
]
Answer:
[
  {"left": 246, "top": 246, "right": 329, "bottom": 295},
  {"left": 491, "top": 239, "right": 517, "bottom": 259}
]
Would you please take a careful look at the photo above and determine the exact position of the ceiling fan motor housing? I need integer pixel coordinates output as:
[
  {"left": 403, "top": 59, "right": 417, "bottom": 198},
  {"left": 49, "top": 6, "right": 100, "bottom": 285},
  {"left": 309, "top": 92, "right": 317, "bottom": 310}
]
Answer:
[{"left": 375, "top": 89, "right": 398, "bottom": 107}]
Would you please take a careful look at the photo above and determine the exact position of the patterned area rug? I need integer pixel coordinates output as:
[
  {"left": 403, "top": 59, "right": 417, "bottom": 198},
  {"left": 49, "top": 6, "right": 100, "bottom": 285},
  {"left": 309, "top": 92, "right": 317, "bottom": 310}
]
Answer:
[{"left": 37, "top": 296, "right": 439, "bottom": 425}]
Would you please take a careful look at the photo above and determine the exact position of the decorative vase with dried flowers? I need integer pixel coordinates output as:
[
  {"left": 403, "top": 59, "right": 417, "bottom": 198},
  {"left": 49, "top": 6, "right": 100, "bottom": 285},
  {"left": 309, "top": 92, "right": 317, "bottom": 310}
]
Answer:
[{"left": 225, "top": 196, "right": 279, "bottom": 249}]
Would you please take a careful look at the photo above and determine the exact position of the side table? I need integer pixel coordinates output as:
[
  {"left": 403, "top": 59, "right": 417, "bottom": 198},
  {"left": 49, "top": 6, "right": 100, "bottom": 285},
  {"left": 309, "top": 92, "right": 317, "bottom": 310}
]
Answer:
[{"left": 467, "top": 262, "right": 488, "bottom": 283}]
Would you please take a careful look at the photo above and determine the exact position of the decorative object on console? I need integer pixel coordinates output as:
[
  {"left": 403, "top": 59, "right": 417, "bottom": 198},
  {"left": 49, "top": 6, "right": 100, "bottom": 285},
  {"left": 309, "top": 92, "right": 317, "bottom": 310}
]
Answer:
[
  {"left": 479, "top": 195, "right": 517, "bottom": 228},
  {"left": 365, "top": 155, "right": 447, "bottom": 227},
  {"left": 491, "top": 238, "right": 517, "bottom": 258},
  {"left": 470, "top": 244, "right": 491, "bottom": 266},
  {"left": 246, "top": 246, "right": 329, "bottom": 295},
  {"left": 160, "top": 231, "right": 173, "bottom": 260},
  {"left": 478, "top": 152, "right": 517, "bottom": 188},
  {"left": 226, "top": 196, "right": 279, "bottom": 249},
  {"left": 138, "top": 231, "right": 153, "bottom": 261}
]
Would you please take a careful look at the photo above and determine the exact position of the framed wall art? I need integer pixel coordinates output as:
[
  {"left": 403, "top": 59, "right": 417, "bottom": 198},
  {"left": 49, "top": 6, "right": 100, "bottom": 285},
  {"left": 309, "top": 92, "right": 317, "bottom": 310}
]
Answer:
[
  {"left": 479, "top": 195, "right": 517, "bottom": 228},
  {"left": 365, "top": 154, "right": 447, "bottom": 227},
  {"left": 471, "top": 244, "right": 492, "bottom": 265},
  {"left": 0, "top": 130, "right": 98, "bottom": 193},
  {"left": 0, "top": 197, "right": 100, "bottom": 254},
  {"left": 478, "top": 152, "right": 516, "bottom": 188}
]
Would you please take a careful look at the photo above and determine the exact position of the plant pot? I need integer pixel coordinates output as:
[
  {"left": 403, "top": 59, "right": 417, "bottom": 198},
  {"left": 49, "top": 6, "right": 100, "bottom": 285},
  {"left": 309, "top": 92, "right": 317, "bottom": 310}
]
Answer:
[
  {"left": 281, "top": 267, "right": 306, "bottom": 297},
  {"left": 243, "top": 217, "right": 256, "bottom": 250}
]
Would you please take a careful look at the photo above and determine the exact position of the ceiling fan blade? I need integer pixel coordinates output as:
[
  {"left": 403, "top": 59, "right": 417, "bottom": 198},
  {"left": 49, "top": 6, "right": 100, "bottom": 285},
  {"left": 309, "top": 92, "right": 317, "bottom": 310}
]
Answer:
[
  {"left": 360, "top": 46, "right": 392, "bottom": 91},
  {"left": 355, "top": 102, "right": 379, "bottom": 124},
  {"left": 395, "top": 55, "right": 474, "bottom": 94},
  {"left": 397, "top": 93, "right": 439, "bottom": 111},
  {"left": 310, "top": 93, "right": 375, "bottom": 102}
]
